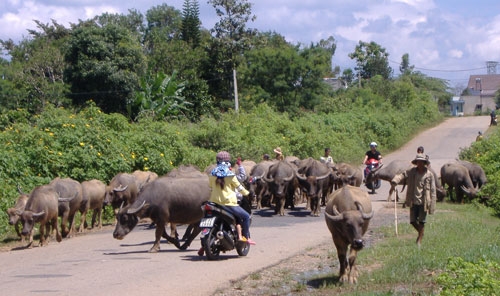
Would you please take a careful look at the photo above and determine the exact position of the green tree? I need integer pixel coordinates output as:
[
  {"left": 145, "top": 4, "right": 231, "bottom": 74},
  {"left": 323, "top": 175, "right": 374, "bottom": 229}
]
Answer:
[
  {"left": 239, "top": 39, "right": 330, "bottom": 113},
  {"left": 143, "top": 4, "right": 183, "bottom": 52},
  {"left": 181, "top": 0, "right": 201, "bottom": 48},
  {"left": 206, "top": 0, "right": 256, "bottom": 108},
  {"left": 0, "top": 20, "right": 70, "bottom": 113},
  {"left": 341, "top": 68, "right": 355, "bottom": 87},
  {"left": 400, "top": 53, "right": 414, "bottom": 75},
  {"left": 145, "top": 3, "right": 213, "bottom": 122},
  {"left": 349, "top": 41, "right": 393, "bottom": 81},
  {"left": 63, "top": 18, "right": 146, "bottom": 114}
]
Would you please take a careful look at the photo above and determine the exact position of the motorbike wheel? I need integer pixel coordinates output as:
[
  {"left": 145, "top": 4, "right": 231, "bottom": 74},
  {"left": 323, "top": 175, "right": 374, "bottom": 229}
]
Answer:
[
  {"left": 201, "top": 227, "right": 220, "bottom": 260},
  {"left": 236, "top": 240, "right": 250, "bottom": 257},
  {"left": 374, "top": 179, "right": 382, "bottom": 190}
]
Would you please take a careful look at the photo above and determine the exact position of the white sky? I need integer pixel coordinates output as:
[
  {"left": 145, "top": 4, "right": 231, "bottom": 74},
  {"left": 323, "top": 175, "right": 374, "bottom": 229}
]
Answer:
[{"left": 2, "top": 0, "right": 500, "bottom": 88}]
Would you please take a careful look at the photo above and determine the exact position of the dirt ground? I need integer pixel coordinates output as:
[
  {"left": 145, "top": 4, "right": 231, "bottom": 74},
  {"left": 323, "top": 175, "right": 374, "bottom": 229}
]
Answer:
[{"left": 212, "top": 203, "right": 409, "bottom": 295}]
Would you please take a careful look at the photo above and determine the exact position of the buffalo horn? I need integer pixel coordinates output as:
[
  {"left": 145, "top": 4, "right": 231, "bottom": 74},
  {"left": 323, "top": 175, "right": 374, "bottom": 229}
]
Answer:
[
  {"left": 355, "top": 202, "right": 374, "bottom": 220},
  {"left": 317, "top": 172, "right": 331, "bottom": 181},
  {"left": 461, "top": 185, "right": 471, "bottom": 194},
  {"left": 15, "top": 209, "right": 23, "bottom": 215},
  {"left": 324, "top": 205, "right": 344, "bottom": 222},
  {"left": 17, "top": 184, "right": 25, "bottom": 195},
  {"left": 114, "top": 184, "right": 128, "bottom": 192},
  {"left": 296, "top": 174, "right": 307, "bottom": 181},
  {"left": 263, "top": 175, "right": 274, "bottom": 183},
  {"left": 283, "top": 174, "right": 295, "bottom": 182},
  {"left": 32, "top": 211, "right": 46, "bottom": 217},
  {"left": 127, "top": 200, "right": 146, "bottom": 214}
]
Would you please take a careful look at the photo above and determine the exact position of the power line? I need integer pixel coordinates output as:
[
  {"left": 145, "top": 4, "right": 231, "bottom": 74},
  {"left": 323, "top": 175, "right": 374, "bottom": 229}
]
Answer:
[{"left": 388, "top": 59, "right": 487, "bottom": 73}]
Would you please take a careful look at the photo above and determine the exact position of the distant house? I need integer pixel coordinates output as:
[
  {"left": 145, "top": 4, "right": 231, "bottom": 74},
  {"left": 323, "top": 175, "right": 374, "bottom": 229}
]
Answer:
[
  {"left": 456, "top": 74, "right": 500, "bottom": 115},
  {"left": 323, "top": 77, "right": 347, "bottom": 91}
]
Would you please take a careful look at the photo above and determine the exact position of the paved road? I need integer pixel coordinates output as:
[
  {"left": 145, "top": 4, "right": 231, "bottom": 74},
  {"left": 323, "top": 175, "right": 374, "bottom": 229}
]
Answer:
[{"left": 0, "top": 116, "right": 489, "bottom": 296}]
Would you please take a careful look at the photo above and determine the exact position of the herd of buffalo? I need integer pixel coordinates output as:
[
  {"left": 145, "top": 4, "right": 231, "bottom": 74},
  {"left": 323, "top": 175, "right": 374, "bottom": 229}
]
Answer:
[{"left": 5, "top": 155, "right": 486, "bottom": 283}]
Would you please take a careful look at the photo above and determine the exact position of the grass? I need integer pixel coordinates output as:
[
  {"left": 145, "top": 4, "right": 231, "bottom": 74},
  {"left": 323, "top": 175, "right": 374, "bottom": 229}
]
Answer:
[{"left": 306, "top": 201, "right": 500, "bottom": 295}]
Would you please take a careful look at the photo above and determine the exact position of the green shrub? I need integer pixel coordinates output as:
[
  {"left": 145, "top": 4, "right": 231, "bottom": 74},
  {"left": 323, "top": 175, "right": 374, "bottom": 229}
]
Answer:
[{"left": 437, "top": 257, "right": 500, "bottom": 296}]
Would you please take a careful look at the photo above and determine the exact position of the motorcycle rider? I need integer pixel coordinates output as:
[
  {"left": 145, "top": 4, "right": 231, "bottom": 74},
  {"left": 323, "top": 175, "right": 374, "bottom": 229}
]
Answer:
[
  {"left": 208, "top": 151, "right": 255, "bottom": 245},
  {"left": 363, "top": 142, "right": 383, "bottom": 165}
]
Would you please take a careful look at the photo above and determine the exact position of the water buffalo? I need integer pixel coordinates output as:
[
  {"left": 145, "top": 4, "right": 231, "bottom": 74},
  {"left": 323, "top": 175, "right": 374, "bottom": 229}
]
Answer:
[
  {"left": 366, "top": 160, "right": 412, "bottom": 202},
  {"left": 332, "top": 162, "right": 363, "bottom": 189},
  {"left": 132, "top": 170, "right": 158, "bottom": 191},
  {"left": 113, "top": 175, "right": 210, "bottom": 252},
  {"left": 20, "top": 184, "right": 62, "bottom": 248},
  {"left": 324, "top": 185, "right": 373, "bottom": 284},
  {"left": 6, "top": 188, "right": 31, "bottom": 243},
  {"left": 264, "top": 160, "right": 298, "bottom": 216},
  {"left": 167, "top": 165, "right": 205, "bottom": 178},
  {"left": 457, "top": 160, "right": 487, "bottom": 189},
  {"left": 80, "top": 179, "right": 106, "bottom": 230},
  {"left": 296, "top": 158, "right": 332, "bottom": 216},
  {"left": 104, "top": 172, "right": 139, "bottom": 216},
  {"left": 440, "top": 162, "right": 478, "bottom": 203},
  {"left": 50, "top": 177, "right": 83, "bottom": 238},
  {"left": 248, "top": 160, "right": 274, "bottom": 209}
]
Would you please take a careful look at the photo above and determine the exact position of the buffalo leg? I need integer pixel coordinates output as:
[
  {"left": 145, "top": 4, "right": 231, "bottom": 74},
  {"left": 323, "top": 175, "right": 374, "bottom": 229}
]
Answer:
[
  {"left": 150, "top": 222, "right": 166, "bottom": 253},
  {"left": 158, "top": 223, "right": 181, "bottom": 250},
  {"left": 179, "top": 224, "right": 202, "bottom": 250},
  {"left": 52, "top": 216, "right": 62, "bottom": 242},
  {"left": 337, "top": 251, "right": 349, "bottom": 282},
  {"left": 61, "top": 211, "right": 70, "bottom": 238},
  {"left": 39, "top": 222, "right": 47, "bottom": 247},
  {"left": 348, "top": 248, "right": 359, "bottom": 284}
]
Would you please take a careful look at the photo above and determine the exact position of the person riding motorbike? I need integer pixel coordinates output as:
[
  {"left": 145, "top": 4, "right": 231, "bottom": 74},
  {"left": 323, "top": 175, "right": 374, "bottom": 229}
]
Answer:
[
  {"left": 363, "top": 142, "right": 382, "bottom": 166},
  {"left": 208, "top": 151, "right": 255, "bottom": 244},
  {"left": 363, "top": 142, "right": 383, "bottom": 193}
]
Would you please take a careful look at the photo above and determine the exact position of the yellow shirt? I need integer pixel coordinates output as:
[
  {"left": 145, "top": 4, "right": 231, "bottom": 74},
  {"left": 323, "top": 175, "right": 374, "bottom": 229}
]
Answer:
[{"left": 208, "top": 175, "right": 249, "bottom": 206}]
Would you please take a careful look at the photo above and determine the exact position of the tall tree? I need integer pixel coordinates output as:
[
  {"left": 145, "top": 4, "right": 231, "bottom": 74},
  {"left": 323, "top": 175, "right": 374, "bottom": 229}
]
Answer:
[
  {"left": 206, "top": 0, "right": 256, "bottom": 108},
  {"left": 239, "top": 40, "right": 330, "bottom": 113},
  {"left": 143, "top": 4, "right": 183, "bottom": 52},
  {"left": 400, "top": 53, "right": 414, "bottom": 75},
  {"left": 349, "top": 41, "right": 392, "bottom": 81},
  {"left": 63, "top": 18, "right": 146, "bottom": 114},
  {"left": 181, "top": 0, "right": 201, "bottom": 48},
  {"left": 0, "top": 19, "right": 70, "bottom": 113}
]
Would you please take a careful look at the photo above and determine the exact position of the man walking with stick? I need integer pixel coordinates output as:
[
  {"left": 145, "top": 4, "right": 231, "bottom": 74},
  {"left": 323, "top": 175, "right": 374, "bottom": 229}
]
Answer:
[{"left": 391, "top": 154, "right": 436, "bottom": 247}]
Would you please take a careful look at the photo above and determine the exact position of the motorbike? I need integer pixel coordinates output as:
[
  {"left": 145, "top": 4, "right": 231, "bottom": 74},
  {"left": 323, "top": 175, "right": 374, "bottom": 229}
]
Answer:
[
  {"left": 199, "top": 201, "right": 250, "bottom": 260},
  {"left": 364, "top": 158, "right": 381, "bottom": 194}
]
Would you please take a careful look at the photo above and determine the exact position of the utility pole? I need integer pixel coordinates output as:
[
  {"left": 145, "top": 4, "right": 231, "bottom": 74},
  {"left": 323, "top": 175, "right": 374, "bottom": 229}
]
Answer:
[{"left": 233, "top": 69, "right": 239, "bottom": 112}]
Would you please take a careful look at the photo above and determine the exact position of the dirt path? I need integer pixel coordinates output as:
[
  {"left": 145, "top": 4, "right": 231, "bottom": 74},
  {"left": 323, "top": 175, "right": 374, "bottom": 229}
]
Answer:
[{"left": 0, "top": 116, "right": 489, "bottom": 296}]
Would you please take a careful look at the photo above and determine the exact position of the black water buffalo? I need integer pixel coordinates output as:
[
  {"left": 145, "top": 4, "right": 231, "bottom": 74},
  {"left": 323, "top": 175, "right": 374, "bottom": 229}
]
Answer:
[
  {"left": 50, "top": 177, "right": 83, "bottom": 238},
  {"left": 248, "top": 160, "right": 274, "bottom": 209},
  {"left": 296, "top": 158, "right": 332, "bottom": 216},
  {"left": 324, "top": 185, "right": 373, "bottom": 284},
  {"left": 264, "top": 160, "right": 298, "bottom": 216},
  {"left": 457, "top": 160, "right": 487, "bottom": 189},
  {"left": 104, "top": 173, "right": 139, "bottom": 216},
  {"left": 332, "top": 162, "right": 363, "bottom": 189},
  {"left": 440, "top": 162, "right": 478, "bottom": 203},
  {"left": 113, "top": 175, "right": 210, "bottom": 252},
  {"left": 20, "top": 184, "right": 62, "bottom": 248},
  {"left": 6, "top": 188, "right": 30, "bottom": 243},
  {"left": 80, "top": 179, "right": 106, "bottom": 230}
]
